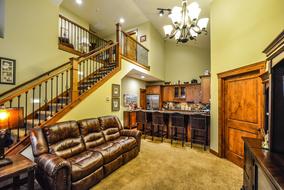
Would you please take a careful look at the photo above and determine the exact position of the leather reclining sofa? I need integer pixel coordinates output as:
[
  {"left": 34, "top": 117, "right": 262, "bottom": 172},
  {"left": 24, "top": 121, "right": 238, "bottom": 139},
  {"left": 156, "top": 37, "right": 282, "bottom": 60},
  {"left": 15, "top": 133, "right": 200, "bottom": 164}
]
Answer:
[{"left": 30, "top": 116, "right": 142, "bottom": 190}]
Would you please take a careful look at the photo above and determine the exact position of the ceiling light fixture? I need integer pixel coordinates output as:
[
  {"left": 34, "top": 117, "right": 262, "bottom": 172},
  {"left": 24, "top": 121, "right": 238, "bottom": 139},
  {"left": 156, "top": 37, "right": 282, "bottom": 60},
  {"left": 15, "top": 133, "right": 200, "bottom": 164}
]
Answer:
[
  {"left": 119, "top": 18, "right": 125, "bottom": 24},
  {"left": 141, "top": 75, "right": 145, "bottom": 79},
  {"left": 160, "top": 0, "right": 209, "bottom": 44},
  {"left": 75, "top": 0, "right": 82, "bottom": 5}
]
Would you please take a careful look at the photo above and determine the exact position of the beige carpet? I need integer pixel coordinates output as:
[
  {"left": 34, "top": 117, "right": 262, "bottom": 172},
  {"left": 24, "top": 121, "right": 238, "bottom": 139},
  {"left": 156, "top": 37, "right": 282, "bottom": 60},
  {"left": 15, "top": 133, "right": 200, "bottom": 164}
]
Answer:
[{"left": 92, "top": 139, "right": 243, "bottom": 190}]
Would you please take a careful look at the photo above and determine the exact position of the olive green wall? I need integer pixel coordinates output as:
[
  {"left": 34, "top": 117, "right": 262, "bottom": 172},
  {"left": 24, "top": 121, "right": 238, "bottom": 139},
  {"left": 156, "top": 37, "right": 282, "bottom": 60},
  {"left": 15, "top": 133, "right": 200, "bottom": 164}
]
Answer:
[
  {"left": 0, "top": 0, "right": 73, "bottom": 94},
  {"left": 210, "top": 0, "right": 284, "bottom": 152},
  {"left": 165, "top": 41, "right": 210, "bottom": 84}
]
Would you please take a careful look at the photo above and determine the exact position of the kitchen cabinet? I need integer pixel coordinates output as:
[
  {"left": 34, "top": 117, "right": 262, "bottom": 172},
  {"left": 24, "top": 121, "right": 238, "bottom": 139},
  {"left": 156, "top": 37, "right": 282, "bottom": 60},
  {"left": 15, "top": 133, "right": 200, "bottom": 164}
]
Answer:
[
  {"left": 146, "top": 85, "right": 161, "bottom": 95},
  {"left": 173, "top": 85, "right": 186, "bottom": 99},
  {"left": 163, "top": 86, "right": 174, "bottom": 102},
  {"left": 200, "top": 75, "right": 210, "bottom": 104},
  {"left": 186, "top": 84, "right": 201, "bottom": 103}
]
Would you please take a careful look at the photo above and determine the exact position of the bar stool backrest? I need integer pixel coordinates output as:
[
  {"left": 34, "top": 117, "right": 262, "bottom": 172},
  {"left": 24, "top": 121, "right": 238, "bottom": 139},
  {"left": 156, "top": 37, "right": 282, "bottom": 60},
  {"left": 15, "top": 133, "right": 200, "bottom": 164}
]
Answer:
[
  {"left": 152, "top": 112, "right": 164, "bottom": 125},
  {"left": 191, "top": 116, "right": 206, "bottom": 130},
  {"left": 172, "top": 113, "right": 186, "bottom": 127}
]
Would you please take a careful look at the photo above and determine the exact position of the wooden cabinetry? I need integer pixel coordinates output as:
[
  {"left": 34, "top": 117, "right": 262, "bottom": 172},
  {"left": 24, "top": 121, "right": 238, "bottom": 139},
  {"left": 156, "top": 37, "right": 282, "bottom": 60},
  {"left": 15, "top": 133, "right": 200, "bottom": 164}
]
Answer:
[
  {"left": 146, "top": 85, "right": 161, "bottom": 94},
  {"left": 200, "top": 75, "right": 210, "bottom": 104},
  {"left": 123, "top": 111, "right": 137, "bottom": 129},
  {"left": 243, "top": 138, "right": 284, "bottom": 190},
  {"left": 173, "top": 86, "right": 186, "bottom": 99},
  {"left": 186, "top": 84, "right": 201, "bottom": 102},
  {"left": 163, "top": 86, "right": 174, "bottom": 101}
]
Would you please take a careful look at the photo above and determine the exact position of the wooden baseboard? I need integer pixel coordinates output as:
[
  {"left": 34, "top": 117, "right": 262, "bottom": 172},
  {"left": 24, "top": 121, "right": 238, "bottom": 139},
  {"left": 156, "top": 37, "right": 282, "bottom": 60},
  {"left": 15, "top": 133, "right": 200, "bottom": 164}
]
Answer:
[{"left": 209, "top": 148, "right": 219, "bottom": 157}]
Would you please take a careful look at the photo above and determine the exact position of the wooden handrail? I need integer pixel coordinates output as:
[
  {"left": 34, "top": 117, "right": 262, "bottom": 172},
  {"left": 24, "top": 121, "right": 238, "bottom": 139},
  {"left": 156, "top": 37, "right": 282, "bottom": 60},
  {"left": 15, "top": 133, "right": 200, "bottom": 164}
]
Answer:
[
  {"left": 59, "top": 14, "right": 107, "bottom": 43},
  {"left": 79, "top": 43, "right": 118, "bottom": 63},
  {"left": 121, "top": 31, "right": 149, "bottom": 51},
  {"left": 0, "top": 64, "right": 72, "bottom": 105},
  {"left": 0, "top": 61, "right": 71, "bottom": 98},
  {"left": 77, "top": 40, "right": 113, "bottom": 59}
]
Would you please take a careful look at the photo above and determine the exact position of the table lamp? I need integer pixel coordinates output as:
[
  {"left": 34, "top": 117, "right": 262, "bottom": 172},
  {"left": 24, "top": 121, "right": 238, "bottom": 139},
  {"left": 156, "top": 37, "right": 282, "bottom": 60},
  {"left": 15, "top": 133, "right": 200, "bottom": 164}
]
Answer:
[{"left": 0, "top": 109, "right": 13, "bottom": 167}]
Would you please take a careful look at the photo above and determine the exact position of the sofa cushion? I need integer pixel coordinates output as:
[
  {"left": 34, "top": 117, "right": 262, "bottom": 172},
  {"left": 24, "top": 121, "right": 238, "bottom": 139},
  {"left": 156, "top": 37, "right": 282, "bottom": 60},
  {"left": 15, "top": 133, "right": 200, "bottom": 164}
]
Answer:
[
  {"left": 77, "top": 118, "right": 106, "bottom": 149},
  {"left": 43, "top": 121, "right": 85, "bottom": 159},
  {"left": 112, "top": 136, "right": 136, "bottom": 153},
  {"left": 67, "top": 150, "right": 104, "bottom": 182},
  {"left": 99, "top": 116, "right": 122, "bottom": 142},
  {"left": 91, "top": 142, "right": 123, "bottom": 164}
]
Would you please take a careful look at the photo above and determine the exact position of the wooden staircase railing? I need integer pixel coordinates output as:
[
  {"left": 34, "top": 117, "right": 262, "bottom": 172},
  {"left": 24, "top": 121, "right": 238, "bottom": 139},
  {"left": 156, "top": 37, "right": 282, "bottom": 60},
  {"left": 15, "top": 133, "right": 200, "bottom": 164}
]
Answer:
[
  {"left": 59, "top": 14, "right": 108, "bottom": 56},
  {"left": 1, "top": 42, "right": 120, "bottom": 156}
]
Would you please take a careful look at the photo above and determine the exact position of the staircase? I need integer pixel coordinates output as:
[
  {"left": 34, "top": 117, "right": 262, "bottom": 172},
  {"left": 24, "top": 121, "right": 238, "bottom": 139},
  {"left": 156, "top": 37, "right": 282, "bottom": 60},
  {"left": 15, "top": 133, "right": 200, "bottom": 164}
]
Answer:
[{"left": 0, "top": 42, "right": 120, "bottom": 156}]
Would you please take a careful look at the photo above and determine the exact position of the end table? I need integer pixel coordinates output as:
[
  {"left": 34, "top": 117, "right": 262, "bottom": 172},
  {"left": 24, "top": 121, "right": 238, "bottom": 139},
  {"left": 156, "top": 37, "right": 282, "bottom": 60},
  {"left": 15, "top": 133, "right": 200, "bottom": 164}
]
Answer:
[{"left": 0, "top": 154, "right": 36, "bottom": 190}]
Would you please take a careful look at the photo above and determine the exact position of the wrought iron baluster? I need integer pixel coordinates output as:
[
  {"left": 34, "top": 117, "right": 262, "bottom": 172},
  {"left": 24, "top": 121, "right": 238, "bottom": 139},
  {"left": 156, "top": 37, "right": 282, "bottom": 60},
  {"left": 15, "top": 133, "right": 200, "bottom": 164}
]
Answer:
[
  {"left": 56, "top": 75, "right": 59, "bottom": 113},
  {"left": 17, "top": 95, "right": 21, "bottom": 142},
  {"left": 38, "top": 84, "right": 42, "bottom": 125},
  {"left": 25, "top": 92, "right": 28, "bottom": 136},
  {"left": 32, "top": 87, "right": 35, "bottom": 128},
  {"left": 66, "top": 70, "right": 69, "bottom": 105},
  {"left": 45, "top": 81, "right": 48, "bottom": 121},
  {"left": 61, "top": 72, "right": 64, "bottom": 108},
  {"left": 50, "top": 78, "right": 53, "bottom": 117}
]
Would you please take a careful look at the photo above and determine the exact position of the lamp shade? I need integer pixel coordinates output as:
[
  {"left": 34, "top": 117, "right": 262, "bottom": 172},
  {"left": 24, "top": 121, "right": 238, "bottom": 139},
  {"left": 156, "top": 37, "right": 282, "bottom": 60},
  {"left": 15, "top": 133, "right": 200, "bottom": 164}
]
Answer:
[
  {"left": 163, "top": 25, "right": 173, "bottom": 36},
  {"left": 0, "top": 108, "right": 24, "bottom": 130},
  {"left": 190, "top": 28, "right": 198, "bottom": 37},
  {"left": 175, "top": 30, "right": 181, "bottom": 40},
  {"left": 197, "top": 18, "right": 209, "bottom": 29},
  {"left": 187, "top": 2, "right": 201, "bottom": 21}
]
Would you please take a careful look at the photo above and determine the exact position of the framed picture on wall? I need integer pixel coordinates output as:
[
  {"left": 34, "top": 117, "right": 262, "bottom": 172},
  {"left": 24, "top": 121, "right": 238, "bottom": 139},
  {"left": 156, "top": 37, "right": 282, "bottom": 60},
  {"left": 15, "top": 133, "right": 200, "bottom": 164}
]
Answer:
[
  {"left": 123, "top": 94, "right": 138, "bottom": 107},
  {"left": 112, "top": 98, "right": 120, "bottom": 111},
  {"left": 0, "top": 57, "right": 16, "bottom": 85},
  {"left": 112, "top": 84, "right": 120, "bottom": 97}
]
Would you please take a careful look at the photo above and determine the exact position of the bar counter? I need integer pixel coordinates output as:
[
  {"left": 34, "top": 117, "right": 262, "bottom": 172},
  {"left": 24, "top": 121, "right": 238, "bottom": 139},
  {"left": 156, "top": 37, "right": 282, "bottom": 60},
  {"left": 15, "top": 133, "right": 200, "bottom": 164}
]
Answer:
[{"left": 123, "top": 109, "right": 210, "bottom": 146}]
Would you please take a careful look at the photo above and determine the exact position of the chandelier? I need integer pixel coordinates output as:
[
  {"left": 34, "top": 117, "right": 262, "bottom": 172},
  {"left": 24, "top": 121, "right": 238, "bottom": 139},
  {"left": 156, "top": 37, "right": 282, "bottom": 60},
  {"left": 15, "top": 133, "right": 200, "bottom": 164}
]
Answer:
[{"left": 160, "top": 0, "right": 209, "bottom": 43}]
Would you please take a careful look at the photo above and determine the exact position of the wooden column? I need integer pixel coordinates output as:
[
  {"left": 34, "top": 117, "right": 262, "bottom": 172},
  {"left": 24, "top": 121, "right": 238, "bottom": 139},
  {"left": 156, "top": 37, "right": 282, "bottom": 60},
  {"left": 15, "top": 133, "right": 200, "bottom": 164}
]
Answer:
[
  {"left": 116, "top": 23, "right": 122, "bottom": 68},
  {"left": 70, "top": 57, "right": 79, "bottom": 102}
]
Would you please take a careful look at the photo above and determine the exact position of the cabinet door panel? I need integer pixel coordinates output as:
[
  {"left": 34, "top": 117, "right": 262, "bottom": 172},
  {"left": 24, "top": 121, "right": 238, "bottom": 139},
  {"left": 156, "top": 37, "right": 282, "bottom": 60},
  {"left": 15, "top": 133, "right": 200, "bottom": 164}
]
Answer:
[{"left": 186, "top": 85, "right": 201, "bottom": 102}]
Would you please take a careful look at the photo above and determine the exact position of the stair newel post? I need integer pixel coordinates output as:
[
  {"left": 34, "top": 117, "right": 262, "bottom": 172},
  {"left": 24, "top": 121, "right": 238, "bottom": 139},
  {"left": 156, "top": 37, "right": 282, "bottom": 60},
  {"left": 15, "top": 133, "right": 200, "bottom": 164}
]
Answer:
[
  {"left": 116, "top": 23, "right": 122, "bottom": 68},
  {"left": 70, "top": 57, "right": 79, "bottom": 102}
]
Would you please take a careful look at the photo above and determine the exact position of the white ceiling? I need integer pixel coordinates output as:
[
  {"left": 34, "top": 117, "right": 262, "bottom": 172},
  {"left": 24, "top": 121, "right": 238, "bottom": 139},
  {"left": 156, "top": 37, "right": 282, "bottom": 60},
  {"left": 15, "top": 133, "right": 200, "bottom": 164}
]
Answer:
[
  {"left": 126, "top": 69, "right": 161, "bottom": 82},
  {"left": 61, "top": 0, "right": 211, "bottom": 48}
]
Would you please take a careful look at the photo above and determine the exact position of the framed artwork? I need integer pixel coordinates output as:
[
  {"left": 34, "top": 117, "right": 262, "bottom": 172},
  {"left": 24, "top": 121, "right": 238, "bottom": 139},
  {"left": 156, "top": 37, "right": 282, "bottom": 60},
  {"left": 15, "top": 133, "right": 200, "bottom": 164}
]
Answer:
[
  {"left": 140, "top": 35, "right": 146, "bottom": 42},
  {"left": 123, "top": 94, "right": 138, "bottom": 107},
  {"left": 0, "top": 57, "right": 16, "bottom": 85},
  {"left": 112, "top": 98, "right": 120, "bottom": 111},
  {"left": 112, "top": 84, "right": 120, "bottom": 97}
]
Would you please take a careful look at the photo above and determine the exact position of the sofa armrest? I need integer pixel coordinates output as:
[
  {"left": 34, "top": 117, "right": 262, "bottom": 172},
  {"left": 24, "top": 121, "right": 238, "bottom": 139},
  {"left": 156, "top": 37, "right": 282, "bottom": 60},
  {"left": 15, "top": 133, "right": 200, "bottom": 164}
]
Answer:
[
  {"left": 120, "top": 129, "right": 142, "bottom": 151},
  {"left": 35, "top": 154, "right": 71, "bottom": 190}
]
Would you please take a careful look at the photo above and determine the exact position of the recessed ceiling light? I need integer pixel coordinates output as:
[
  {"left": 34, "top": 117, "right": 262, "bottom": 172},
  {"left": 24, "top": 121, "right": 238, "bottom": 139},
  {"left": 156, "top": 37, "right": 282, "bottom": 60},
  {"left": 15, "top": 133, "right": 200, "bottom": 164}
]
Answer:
[
  {"left": 119, "top": 18, "right": 125, "bottom": 24},
  {"left": 76, "top": 0, "right": 82, "bottom": 5},
  {"left": 141, "top": 75, "right": 145, "bottom": 79}
]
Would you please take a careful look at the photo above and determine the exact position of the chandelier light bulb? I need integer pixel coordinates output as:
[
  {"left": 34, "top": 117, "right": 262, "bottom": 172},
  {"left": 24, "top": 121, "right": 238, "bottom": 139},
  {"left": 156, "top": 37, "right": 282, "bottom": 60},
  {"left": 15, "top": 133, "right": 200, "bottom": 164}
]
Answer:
[
  {"left": 175, "top": 30, "right": 181, "bottom": 40},
  {"left": 187, "top": 2, "right": 201, "bottom": 21},
  {"left": 197, "top": 18, "right": 209, "bottom": 29}
]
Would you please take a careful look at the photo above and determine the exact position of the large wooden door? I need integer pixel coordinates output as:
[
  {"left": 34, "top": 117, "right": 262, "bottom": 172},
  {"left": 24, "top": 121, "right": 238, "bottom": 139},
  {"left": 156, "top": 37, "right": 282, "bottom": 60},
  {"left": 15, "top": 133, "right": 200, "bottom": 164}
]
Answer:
[{"left": 224, "top": 72, "right": 263, "bottom": 167}]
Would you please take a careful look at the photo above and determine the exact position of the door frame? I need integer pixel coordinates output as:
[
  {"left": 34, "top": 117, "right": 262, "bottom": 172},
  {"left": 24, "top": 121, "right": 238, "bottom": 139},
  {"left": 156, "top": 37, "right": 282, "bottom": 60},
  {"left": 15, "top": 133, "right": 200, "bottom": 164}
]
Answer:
[{"left": 217, "top": 61, "right": 266, "bottom": 158}]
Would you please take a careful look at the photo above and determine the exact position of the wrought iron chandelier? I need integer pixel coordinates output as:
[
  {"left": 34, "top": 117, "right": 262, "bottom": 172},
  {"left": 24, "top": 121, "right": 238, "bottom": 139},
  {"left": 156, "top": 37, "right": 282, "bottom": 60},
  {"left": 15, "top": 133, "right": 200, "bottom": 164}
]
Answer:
[{"left": 160, "top": 0, "right": 209, "bottom": 43}]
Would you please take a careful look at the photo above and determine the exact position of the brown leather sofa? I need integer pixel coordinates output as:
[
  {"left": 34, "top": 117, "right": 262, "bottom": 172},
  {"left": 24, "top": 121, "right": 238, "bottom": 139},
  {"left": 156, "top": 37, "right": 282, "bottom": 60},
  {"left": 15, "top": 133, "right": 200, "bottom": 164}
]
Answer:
[{"left": 30, "top": 116, "right": 141, "bottom": 190}]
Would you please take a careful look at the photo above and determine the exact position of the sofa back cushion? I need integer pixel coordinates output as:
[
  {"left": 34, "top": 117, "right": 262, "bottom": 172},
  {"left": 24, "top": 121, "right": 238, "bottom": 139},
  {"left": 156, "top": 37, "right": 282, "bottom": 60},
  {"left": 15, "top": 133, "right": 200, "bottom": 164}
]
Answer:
[
  {"left": 99, "top": 116, "right": 122, "bottom": 142},
  {"left": 43, "top": 121, "right": 85, "bottom": 159},
  {"left": 77, "top": 118, "right": 106, "bottom": 149}
]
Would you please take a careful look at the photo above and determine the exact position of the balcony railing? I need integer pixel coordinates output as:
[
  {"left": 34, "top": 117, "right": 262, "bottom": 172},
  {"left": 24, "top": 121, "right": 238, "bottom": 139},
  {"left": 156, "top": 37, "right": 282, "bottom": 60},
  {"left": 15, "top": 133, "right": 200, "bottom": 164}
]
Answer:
[
  {"left": 59, "top": 15, "right": 108, "bottom": 55},
  {"left": 118, "top": 29, "right": 149, "bottom": 68}
]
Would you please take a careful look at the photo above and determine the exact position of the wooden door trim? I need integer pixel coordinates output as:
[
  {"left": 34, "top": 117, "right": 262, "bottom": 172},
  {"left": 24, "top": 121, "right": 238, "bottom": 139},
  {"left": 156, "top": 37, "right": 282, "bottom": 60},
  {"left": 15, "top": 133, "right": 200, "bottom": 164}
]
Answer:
[{"left": 218, "top": 61, "right": 266, "bottom": 158}]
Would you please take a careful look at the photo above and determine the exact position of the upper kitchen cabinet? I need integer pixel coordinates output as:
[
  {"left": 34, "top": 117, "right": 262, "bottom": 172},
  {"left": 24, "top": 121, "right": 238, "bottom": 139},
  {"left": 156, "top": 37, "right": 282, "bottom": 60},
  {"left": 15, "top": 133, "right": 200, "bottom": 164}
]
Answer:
[
  {"left": 200, "top": 75, "right": 211, "bottom": 104},
  {"left": 186, "top": 84, "right": 201, "bottom": 103},
  {"left": 163, "top": 86, "right": 174, "bottom": 101},
  {"left": 146, "top": 85, "right": 161, "bottom": 95}
]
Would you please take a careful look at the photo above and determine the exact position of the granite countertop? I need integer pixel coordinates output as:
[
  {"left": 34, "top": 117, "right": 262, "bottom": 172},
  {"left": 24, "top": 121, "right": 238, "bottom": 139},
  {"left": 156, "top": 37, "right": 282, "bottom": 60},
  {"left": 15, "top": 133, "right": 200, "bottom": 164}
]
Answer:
[{"left": 125, "top": 109, "right": 210, "bottom": 117}]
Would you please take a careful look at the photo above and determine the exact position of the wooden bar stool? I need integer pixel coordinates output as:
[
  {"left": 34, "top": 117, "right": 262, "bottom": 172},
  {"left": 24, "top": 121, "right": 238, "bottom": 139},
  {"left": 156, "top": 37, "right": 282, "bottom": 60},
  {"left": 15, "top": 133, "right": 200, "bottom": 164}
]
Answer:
[
  {"left": 136, "top": 111, "right": 146, "bottom": 132},
  {"left": 152, "top": 111, "right": 167, "bottom": 142},
  {"left": 170, "top": 113, "right": 188, "bottom": 146},
  {"left": 190, "top": 115, "right": 208, "bottom": 150},
  {"left": 144, "top": 112, "right": 154, "bottom": 140}
]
